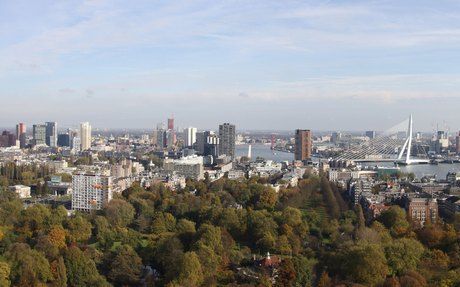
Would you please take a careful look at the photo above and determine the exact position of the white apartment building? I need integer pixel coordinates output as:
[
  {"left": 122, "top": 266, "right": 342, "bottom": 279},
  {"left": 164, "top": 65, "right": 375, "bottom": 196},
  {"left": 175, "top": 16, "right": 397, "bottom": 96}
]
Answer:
[
  {"left": 163, "top": 155, "right": 204, "bottom": 180},
  {"left": 71, "top": 172, "right": 113, "bottom": 212}
]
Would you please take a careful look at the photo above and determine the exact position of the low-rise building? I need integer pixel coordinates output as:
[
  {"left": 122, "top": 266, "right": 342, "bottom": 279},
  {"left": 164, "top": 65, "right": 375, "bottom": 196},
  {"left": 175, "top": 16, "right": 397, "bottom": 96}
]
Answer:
[
  {"left": 9, "top": 185, "right": 31, "bottom": 198},
  {"left": 407, "top": 198, "right": 438, "bottom": 225}
]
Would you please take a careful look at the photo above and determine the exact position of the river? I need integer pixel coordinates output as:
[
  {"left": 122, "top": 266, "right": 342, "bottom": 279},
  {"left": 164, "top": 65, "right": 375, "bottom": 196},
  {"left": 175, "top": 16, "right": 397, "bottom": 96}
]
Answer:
[{"left": 236, "top": 144, "right": 460, "bottom": 179}]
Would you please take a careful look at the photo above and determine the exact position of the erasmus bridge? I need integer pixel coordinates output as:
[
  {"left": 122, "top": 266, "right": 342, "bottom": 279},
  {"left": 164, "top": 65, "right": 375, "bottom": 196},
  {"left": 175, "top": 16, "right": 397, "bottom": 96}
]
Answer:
[{"left": 334, "top": 115, "right": 429, "bottom": 165}]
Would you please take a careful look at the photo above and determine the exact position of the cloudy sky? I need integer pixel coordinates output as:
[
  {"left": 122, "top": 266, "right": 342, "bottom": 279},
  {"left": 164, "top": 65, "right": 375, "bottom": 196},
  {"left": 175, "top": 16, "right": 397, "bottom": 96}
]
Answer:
[{"left": 1, "top": 0, "right": 460, "bottom": 131}]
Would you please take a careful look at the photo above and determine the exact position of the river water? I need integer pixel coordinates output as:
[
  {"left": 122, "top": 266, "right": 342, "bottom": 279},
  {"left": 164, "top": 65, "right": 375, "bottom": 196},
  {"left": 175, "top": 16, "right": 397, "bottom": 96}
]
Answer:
[{"left": 236, "top": 144, "right": 460, "bottom": 179}]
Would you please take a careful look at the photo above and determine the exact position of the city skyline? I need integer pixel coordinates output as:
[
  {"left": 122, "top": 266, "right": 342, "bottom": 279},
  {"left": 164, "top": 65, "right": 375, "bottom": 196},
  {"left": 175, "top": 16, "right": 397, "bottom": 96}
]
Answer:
[{"left": 1, "top": 1, "right": 460, "bottom": 130}]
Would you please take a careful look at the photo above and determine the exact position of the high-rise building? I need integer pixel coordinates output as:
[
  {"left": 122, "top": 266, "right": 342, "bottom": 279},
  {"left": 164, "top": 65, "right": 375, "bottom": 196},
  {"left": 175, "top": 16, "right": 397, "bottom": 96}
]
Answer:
[
  {"left": 184, "top": 127, "right": 197, "bottom": 147},
  {"left": 71, "top": 172, "right": 113, "bottom": 212},
  {"left": 166, "top": 129, "right": 176, "bottom": 149},
  {"left": 331, "top": 131, "right": 341, "bottom": 144},
  {"left": 456, "top": 132, "right": 460, "bottom": 154},
  {"left": 156, "top": 129, "right": 166, "bottom": 149},
  {"left": 0, "top": 131, "right": 16, "bottom": 147},
  {"left": 32, "top": 124, "right": 47, "bottom": 146},
  {"left": 365, "top": 130, "right": 376, "bottom": 139},
  {"left": 218, "top": 123, "right": 235, "bottom": 159},
  {"left": 295, "top": 129, "right": 312, "bottom": 161},
  {"left": 57, "top": 133, "right": 71, "bottom": 147},
  {"left": 80, "top": 122, "right": 92, "bottom": 151},
  {"left": 168, "top": 117, "right": 174, "bottom": 130},
  {"left": 45, "top": 122, "right": 57, "bottom": 147},
  {"left": 16, "top": 123, "right": 26, "bottom": 148}
]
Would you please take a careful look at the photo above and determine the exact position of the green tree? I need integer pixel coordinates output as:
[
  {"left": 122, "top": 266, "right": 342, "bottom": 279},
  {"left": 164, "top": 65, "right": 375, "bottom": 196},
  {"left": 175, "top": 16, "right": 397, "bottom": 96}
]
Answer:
[
  {"left": 105, "top": 199, "right": 135, "bottom": 228},
  {"left": 384, "top": 238, "right": 424, "bottom": 276},
  {"left": 340, "top": 243, "right": 388, "bottom": 286},
  {"left": 177, "top": 251, "right": 204, "bottom": 287},
  {"left": 6, "top": 243, "right": 53, "bottom": 286},
  {"left": 378, "top": 206, "right": 410, "bottom": 237},
  {"left": 108, "top": 245, "right": 142, "bottom": 286},
  {"left": 64, "top": 215, "right": 92, "bottom": 243},
  {"left": 64, "top": 246, "right": 109, "bottom": 287},
  {"left": 50, "top": 256, "right": 67, "bottom": 287}
]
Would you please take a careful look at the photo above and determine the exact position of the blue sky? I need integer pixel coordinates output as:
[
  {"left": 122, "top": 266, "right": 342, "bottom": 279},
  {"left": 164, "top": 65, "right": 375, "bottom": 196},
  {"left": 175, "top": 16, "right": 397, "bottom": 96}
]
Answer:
[{"left": 1, "top": 0, "right": 460, "bottom": 131}]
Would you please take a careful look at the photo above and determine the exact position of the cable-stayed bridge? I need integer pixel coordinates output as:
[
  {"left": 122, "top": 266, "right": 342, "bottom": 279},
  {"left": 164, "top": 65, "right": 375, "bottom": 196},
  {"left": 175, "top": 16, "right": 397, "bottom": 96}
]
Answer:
[{"left": 334, "top": 115, "right": 429, "bottom": 165}]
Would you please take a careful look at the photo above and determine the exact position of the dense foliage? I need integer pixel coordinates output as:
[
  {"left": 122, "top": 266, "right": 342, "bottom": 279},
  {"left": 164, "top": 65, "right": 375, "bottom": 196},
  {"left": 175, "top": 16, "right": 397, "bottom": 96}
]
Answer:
[{"left": 0, "top": 174, "right": 459, "bottom": 286}]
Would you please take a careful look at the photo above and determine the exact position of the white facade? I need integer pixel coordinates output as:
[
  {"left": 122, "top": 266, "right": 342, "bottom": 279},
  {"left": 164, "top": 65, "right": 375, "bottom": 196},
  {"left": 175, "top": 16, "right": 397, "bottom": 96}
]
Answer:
[
  {"left": 9, "top": 185, "right": 31, "bottom": 198},
  {"left": 80, "top": 122, "right": 92, "bottom": 151},
  {"left": 71, "top": 172, "right": 113, "bottom": 212},
  {"left": 163, "top": 155, "right": 204, "bottom": 180},
  {"left": 184, "top": 127, "right": 197, "bottom": 147}
]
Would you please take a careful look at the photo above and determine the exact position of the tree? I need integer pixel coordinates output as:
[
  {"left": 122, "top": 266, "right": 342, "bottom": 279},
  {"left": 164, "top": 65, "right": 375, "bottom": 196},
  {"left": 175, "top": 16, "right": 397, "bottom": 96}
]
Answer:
[
  {"left": 378, "top": 206, "right": 410, "bottom": 237},
  {"left": 6, "top": 243, "right": 53, "bottom": 286},
  {"left": 64, "top": 246, "right": 109, "bottom": 287},
  {"left": 292, "top": 255, "right": 316, "bottom": 287},
  {"left": 177, "top": 252, "right": 204, "bottom": 287},
  {"left": 48, "top": 225, "right": 67, "bottom": 249},
  {"left": 276, "top": 258, "right": 296, "bottom": 287},
  {"left": 321, "top": 176, "right": 340, "bottom": 219},
  {"left": 339, "top": 243, "right": 388, "bottom": 286},
  {"left": 384, "top": 238, "right": 424, "bottom": 276},
  {"left": 153, "top": 236, "right": 184, "bottom": 282},
  {"left": 0, "top": 262, "right": 11, "bottom": 287},
  {"left": 108, "top": 245, "right": 142, "bottom": 286},
  {"left": 105, "top": 199, "right": 135, "bottom": 228},
  {"left": 64, "top": 215, "right": 92, "bottom": 243},
  {"left": 317, "top": 271, "right": 332, "bottom": 287},
  {"left": 50, "top": 256, "right": 67, "bottom": 287}
]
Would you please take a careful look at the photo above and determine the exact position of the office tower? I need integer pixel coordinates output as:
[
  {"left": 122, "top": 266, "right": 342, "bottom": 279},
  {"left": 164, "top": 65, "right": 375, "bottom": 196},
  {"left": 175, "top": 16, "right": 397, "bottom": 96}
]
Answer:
[
  {"left": 168, "top": 117, "right": 174, "bottom": 130},
  {"left": 456, "top": 132, "right": 460, "bottom": 154},
  {"left": 16, "top": 123, "right": 26, "bottom": 148},
  {"left": 71, "top": 172, "right": 113, "bottom": 211},
  {"left": 331, "top": 132, "right": 341, "bottom": 144},
  {"left": 80, "top": 122, "right": 92, "bottom": 151},
  {"left": 166, "top": 129, "right": 175, "bottom": 149},
  {"left": 184, "top": 127, "right": 197, "bottom": 147},
  {"left": 57, "top": 133, "right": 71, "bottom": 147},
  {"left": 45, "top": 122, "right": 57, "bottom": 147},
  {"left": 196, "top": 131, "right": 219, "bottom": 158},
  {"left": 295, "top": 129, "right": 312, "bottom": 161},
  {"left": 218, "top": 123, "right": 236, "bottom": 159},
  {"left": 0, "top": 131, "right": 16, "bottom": 147},
  {"left": 155, "top": 129, "right": 166, "bottom": 149},
  {"left": 365, "top": 130, "right": 376, "bottom": 139},
  {"left": 32, "top": 124, "right": 47, "bottom": 146}
]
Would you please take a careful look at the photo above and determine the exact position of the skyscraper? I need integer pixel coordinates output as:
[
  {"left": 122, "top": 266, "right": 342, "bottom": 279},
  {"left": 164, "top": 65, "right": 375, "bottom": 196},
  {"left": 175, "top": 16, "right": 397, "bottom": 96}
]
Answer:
[
  {"left": 45, "top": 122, "right": 57, "bottom": 147},
  {"left": 196, "top": 131, "right": 220, "bottom": 158},
  {"left": 456, "top": 132, "right": 460, "bottom": 154},
  {"left": 295, "top": 129, "right": 312, "bottom": 161},
  {"left": 80, "top": 122, "right": 92, "bottom": 151},
  {"left": 219, "top": 123, "right": 235, "bottom": 159},
  {"left": 365, "top": 130, "right": 376, "bottom": 139},
  {"left": 16, "top": 123, "right": 26, "bottom": 148},
  {"left": 184, "top": 127, "right": 197, "bottom": 147},
  {"left": 32, "top": 124, "right": 47, "bottom": 146},
  {"left": 168, "top": 117, "right": 174, "bottom": 130}
]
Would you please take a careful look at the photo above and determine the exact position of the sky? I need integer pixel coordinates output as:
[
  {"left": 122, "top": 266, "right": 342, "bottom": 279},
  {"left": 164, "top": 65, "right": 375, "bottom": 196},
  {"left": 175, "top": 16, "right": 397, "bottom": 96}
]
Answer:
[{"left": 1, "top": 0, "right": 460, "bottom": 132}]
